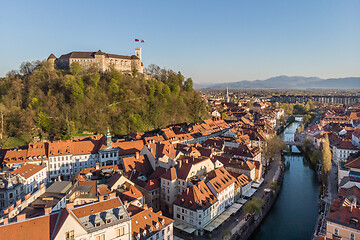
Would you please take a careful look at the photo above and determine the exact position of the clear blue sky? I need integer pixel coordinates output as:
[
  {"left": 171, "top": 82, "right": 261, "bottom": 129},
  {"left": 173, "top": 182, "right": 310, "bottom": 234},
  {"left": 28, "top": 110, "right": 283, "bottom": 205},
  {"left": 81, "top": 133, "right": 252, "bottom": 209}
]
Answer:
[{"left": 1, "top": 0, "right": 359, "bottom": 83}]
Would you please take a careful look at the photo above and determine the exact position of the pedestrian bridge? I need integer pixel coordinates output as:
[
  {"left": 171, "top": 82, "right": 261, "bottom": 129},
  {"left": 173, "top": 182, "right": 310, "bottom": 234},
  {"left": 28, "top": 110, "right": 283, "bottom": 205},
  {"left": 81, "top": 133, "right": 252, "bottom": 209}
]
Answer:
[{"left": 283, "top": 140, "right": 303, "bottom": 147}]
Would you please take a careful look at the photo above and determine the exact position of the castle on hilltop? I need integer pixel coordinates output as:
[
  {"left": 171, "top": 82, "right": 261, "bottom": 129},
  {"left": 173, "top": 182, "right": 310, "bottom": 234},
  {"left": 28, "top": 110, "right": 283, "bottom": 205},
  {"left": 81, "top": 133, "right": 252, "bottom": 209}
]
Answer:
[{"left": 47, "top": 48, "right": 143, "bottom": 73}]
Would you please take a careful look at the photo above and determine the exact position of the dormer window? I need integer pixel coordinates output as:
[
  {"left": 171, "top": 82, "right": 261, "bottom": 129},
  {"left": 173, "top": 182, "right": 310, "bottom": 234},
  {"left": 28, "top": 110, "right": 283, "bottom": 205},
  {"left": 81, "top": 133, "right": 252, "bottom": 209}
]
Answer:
[
  {"left": 142, "top": 230, "right": 147, "bottom": 236},
  {"left": 95, "top": 222, "right": 101, "bottom": 227}
]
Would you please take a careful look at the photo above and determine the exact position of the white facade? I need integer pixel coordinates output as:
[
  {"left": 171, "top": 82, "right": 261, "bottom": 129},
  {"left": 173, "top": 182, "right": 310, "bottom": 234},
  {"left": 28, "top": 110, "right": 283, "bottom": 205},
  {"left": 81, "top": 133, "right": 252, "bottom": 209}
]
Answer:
[
  {"left": 206, "top": 182, "right": 234, "bottom": 214},
  {"left": 174, "top": 202, "right": 219, "bottom": 231},
  {"left": 48, "top": 153, "right": 98, "bottom": 179},
  {"left": 332, "top": 146, "right": 358, "bottom": 165}
]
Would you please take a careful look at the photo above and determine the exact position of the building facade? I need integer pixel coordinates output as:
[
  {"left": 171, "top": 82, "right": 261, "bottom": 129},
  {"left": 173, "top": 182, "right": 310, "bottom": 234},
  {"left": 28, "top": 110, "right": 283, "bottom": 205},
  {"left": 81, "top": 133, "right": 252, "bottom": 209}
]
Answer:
[{"left": 48, "top": 48, "right": 143, "bottom": 74}]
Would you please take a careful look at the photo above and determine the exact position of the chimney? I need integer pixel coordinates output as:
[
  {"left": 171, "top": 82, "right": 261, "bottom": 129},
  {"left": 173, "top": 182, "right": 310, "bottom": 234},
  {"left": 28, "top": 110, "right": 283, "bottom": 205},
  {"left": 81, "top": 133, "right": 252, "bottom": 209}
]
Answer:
[
  {"left": 136, "top": 152, "right": 139, "bottom": 160},
  {"left": 9, "top": 204, "right": 14, "bottom": 211},
  {"left": 16, "top": 214, "right": 26, "bottom": 222},
  {"left": 96, "top": 162, "right": 100, "bottom": 170},
  {"left": 3, "top": 208, "right": 9, "bottom": 215},
  {"left": 350, "top": 198, "right": 357, "bottom": 213},
  {"left": 3, "top": 218, "right": 8, "bottom": 225},
  {"left": 44, "top": 207, "right": 52, "bottom": 215},
  {"left": 40, "top": 183, "right": 45, "bottom": 189},
  {"left": 178, "top": 160, "right": 182, "bottom": 169},
  {"left": 66, "top": 203, "right": 74, "bottom": 209},
  {"left": 108, "top": 192, "right": 116, "bottom": 199},
  {"left": 99, "top": 195, "right": 105, "bottom": 202},
  {"left": 16, "top": 199, "right": 21, "bottom": 206}
]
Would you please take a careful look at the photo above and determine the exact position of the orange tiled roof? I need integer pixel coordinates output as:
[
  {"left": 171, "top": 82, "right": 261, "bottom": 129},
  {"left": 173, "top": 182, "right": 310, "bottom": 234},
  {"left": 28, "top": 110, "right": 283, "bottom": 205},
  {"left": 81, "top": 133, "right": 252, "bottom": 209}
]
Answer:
[
  {"left": 12, "top": 164, "right": 45, "bottom": 179},
  {"left": 160, "top": 167, "right": 177, "bottom": 181},
  {"left": 122, "top": 154, "right": 153, "bottom": 176},
  {"left": 207, "top": 167, "right": 236, "bottom": 193},
  {"left": 174, "top": 180, "right": 217, "bottom": 210},
  {"left": 0, "top": 212, "right": 60, "bottom": 240},
  {"left": 131, "top": 207, "right": 173, "bottom": 240},
  {"left": 71, "top": 197, "right": 123, "bottom": 218}
]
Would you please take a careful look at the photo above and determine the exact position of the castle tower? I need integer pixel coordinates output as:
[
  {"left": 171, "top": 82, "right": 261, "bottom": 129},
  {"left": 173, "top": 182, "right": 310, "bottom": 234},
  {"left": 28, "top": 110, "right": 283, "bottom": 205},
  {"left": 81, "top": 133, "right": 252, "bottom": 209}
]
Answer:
[
  {"left": 47, "top": 53, "right": 56, "bottom": 69},
  {"left": 135, "top": 48, "right": 142, "bottom": 61},
  {"left": 106, "top": 128, "right": 112, "bottom": 148}
]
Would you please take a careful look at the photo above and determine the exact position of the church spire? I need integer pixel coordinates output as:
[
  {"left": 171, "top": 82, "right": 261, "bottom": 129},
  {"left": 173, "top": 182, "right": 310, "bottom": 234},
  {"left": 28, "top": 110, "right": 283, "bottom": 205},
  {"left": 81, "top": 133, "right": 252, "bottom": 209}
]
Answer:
[{"left": 226, "top": 87, "right": 230, "bottom": 103}]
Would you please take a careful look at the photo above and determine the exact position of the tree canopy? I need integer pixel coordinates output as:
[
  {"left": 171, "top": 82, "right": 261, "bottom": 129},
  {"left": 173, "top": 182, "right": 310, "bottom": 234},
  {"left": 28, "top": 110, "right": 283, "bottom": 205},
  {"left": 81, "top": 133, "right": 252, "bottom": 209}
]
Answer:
[
  {"left": 0, "top": 62, "right": 209, "bottom": 147},
  {"left": 243, "top": 197, "right": 264, "bottom": 216},
  {"left": 321, "top": 134, "right": 332, "bottom": 184}
]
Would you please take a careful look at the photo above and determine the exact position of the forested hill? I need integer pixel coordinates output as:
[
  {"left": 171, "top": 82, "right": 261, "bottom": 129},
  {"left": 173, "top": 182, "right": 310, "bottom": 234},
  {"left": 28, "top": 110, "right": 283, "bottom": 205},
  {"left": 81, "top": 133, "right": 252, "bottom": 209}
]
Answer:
[{"left": 0, "top": 62, "right": 209, "bottom": 148}]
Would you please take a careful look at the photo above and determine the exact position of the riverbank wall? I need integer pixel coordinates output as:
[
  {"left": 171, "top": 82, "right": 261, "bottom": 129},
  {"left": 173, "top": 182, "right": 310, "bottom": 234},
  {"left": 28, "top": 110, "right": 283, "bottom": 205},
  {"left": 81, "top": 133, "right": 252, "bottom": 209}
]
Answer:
[{"left": 231, "top": 154, "right": 285, "bottom": 240}]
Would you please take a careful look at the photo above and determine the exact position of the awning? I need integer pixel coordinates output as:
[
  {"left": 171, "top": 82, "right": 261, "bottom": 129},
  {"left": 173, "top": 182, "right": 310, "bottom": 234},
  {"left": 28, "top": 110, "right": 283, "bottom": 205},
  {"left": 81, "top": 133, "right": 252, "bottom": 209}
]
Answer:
[
  {"left": 253, "top": 177, "right": 264, "bottom": 186},
  {"left": 237, "top": 198, "right": 247, "bottom": 204},
  {"left": 204, "top": 210, "right": 232, "bottom": 232},
  {"left": 243, "top": 188, "right": 256, "bottom": 198},
  {"left": 174, "top": 221, "right": 197, "bottom": 234},
  {"left": 227, "top": 203, "right": 242, "bottom": 214}
]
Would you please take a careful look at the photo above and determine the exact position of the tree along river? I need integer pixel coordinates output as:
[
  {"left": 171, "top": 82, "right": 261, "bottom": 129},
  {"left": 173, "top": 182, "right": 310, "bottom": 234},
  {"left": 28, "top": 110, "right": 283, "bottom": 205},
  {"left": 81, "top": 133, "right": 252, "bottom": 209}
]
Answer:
[{"left": 250, "top": 119, "right": 320, "bottom": 240}]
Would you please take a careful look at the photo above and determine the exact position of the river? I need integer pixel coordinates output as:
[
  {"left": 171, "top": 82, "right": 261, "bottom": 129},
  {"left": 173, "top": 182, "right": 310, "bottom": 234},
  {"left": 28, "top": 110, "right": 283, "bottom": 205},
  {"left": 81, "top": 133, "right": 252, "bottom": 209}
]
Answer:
[{"left": 250, "top": 120, "right": 320, "bottom": 240}]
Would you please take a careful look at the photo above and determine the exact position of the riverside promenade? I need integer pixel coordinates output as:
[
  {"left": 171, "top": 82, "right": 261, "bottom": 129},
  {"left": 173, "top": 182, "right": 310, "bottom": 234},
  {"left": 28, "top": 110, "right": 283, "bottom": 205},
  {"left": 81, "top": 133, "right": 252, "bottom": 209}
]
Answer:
[{"left": 204, "top": 152, "right": 283, "bottom": 240}]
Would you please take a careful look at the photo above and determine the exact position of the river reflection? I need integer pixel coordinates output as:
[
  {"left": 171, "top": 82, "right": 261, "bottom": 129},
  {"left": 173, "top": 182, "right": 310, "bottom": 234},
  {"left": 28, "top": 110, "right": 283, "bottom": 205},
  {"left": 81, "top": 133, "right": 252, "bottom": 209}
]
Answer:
[{"left": 250, "top": 121, "right": 319, "bottom": 240}]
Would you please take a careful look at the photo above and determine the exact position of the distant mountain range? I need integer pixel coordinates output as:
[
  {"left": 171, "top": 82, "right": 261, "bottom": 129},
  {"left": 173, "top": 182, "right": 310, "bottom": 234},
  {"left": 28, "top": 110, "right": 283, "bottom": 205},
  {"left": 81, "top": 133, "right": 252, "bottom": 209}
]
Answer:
[{"left": 194, "top": 76, "right": 360, "bottom": 89}]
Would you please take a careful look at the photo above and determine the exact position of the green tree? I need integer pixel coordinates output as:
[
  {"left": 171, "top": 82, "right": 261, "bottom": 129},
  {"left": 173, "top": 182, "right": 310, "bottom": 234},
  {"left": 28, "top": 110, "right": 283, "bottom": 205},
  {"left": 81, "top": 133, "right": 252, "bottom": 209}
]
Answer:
[
  {"left": 183, "top": 78, "right": 194, "bottom": 92},
  {"left": 310, "top": 150, "right": 321, "bottom": 166},
  {"left": 36, "top": 111, "right": 51, "bottom": 132},
  {"left": 321, "top": 134, "right": 332, "bottom": 185},
  {"left": 60, "top": 117, "right": 72, "bottom": 140},
  {"left": 221, "top": 112, "right": 228, "bottom": 120},
  {"left": 243, "top": 197, "right": 264, "bottom": 216},
  {"left": 269, "top": 180, "right": 280, "bottom": 192},
  {"left": 264, "top": 135, "right": 285, "bottom": 166},
  {"left": 70, "top": 62, "right": 82, "bottom": 76}
]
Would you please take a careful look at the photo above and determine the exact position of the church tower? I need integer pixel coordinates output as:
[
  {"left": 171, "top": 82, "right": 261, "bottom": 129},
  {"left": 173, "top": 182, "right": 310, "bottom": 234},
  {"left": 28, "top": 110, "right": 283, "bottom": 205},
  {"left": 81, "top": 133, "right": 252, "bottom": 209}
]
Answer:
[
  {"left": 106, "top": 128, "right": 112, "bottom": 148},
  {"left": 225, "top": 87, "right": 230, "bottom": 103}
]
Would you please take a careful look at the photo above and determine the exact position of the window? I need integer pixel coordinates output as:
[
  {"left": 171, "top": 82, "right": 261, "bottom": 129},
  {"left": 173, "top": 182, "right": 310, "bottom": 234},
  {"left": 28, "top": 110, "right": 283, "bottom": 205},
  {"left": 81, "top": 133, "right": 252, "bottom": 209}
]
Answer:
[
  {"left": 116, "top": 227, "right": 125, "bottom": 237},
  {"left": 65, "top": 230, "right": 74, "bottom": 240},
  {"left": 95, "top": 234, "right": 105, "bottom": 240},
  {"left": 95, "top": 222, "right": 101, "bottom": 227},
  {"left": 334, "top": 228, "right": 339, "bottom": 236},
  {"left": 350, "top": 233, "right": 355, "bottom": 240},
  {"left": 106, "top": 219, "right": 111, "bottom": 224}
]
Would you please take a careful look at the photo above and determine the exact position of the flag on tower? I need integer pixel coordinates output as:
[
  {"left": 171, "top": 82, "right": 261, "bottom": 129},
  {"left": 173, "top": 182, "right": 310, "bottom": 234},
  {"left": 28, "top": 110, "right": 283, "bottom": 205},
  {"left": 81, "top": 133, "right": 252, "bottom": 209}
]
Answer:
[
  {"left": 141, "top": 39, "right": 145, "bottom": 43},
  {"left": 135, "top": 39, "right": 139, "bottom": 42}
]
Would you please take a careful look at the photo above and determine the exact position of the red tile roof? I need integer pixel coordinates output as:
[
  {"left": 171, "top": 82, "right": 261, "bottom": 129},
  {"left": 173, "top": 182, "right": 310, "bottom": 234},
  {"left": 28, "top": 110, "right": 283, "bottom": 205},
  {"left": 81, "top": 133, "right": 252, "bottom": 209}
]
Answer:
[
  {"left": 131, "top": 207, "right": 173, "bottom": 240},
  {"left": 160, "top": 167, "right": 177, "bottom": 181},
  {"left": 70, "top": 197, "right": 123, "bottom": 218},
  {"left": 122, "top": 155, "right": 153, "bottom": 176},
  {"left": 0, "top": 212, "right": 60, "bottom": 240},
  {"left": 12, "top": 164, "right": 45, "bottom": 179},
  {"left": 207, "top": 167, "right": 236, "bottom": 193},
  {"left": 174, "top": 180, "right": 217, "bottom": 210}
]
